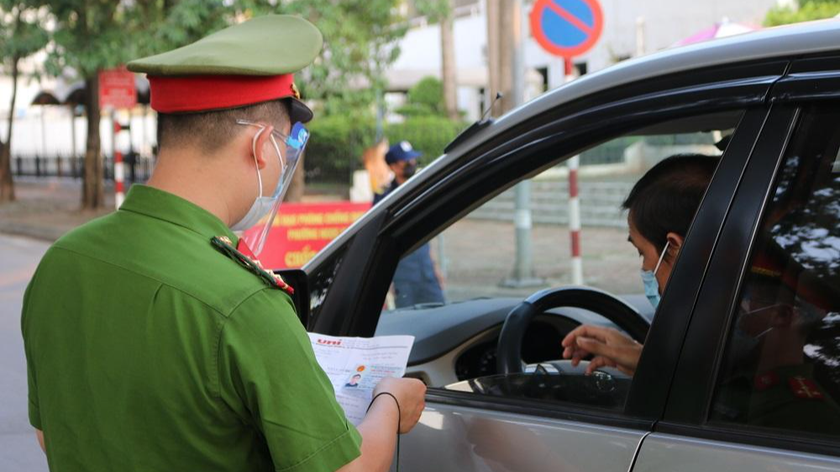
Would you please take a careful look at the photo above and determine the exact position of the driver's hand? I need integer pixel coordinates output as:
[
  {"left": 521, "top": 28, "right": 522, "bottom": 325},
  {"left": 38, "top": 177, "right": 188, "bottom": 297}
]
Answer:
[{"left": 561, "top": 325, "right": 643, "bottom": 376}]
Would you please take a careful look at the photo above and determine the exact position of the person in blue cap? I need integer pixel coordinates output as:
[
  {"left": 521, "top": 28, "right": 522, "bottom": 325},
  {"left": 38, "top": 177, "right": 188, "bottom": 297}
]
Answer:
[
  {"left": 375, "top": 141, "right": 445, "bottom": 308},
  {"left": 373, "top": 141, "right": 419, "bottom": 204}
]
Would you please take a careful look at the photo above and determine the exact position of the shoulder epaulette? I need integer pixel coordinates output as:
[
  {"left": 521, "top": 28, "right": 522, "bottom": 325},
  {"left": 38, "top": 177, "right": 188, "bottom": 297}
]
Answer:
[{"left": 211, "top": 236, "right": 294, "bottom": 295}]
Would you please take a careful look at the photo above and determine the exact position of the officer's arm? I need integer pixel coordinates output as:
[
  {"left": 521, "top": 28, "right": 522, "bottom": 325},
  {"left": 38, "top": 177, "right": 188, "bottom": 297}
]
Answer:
[
  {"left": 336, "top": 399, "right": 399, "bottom": 472},
  {"left": 338, "top": 377, "right": 426, "bottom": 472},
  {"left": 35, "top": 429, "right": 45, "bottom": 453}
]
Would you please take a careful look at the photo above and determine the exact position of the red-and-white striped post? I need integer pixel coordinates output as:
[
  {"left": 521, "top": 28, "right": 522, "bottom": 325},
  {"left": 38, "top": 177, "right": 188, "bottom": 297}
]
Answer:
[
  {"left": 566, "top": 57, "right": 583, "bottom": 285},
  {"left": 114, "top": 121, "right": 125, "bottom": 209}
]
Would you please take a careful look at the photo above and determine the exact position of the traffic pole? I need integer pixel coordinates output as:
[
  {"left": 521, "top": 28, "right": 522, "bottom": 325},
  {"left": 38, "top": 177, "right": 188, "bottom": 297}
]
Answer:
[
  {"left": 114, "top": 120, "right": 125, "bottom": 209},
  {"left": 566, "top": 57, "right": 583, "bottom": 285},
  {"left": 502, "top": 0, "right": 543, "bottom": 288}
]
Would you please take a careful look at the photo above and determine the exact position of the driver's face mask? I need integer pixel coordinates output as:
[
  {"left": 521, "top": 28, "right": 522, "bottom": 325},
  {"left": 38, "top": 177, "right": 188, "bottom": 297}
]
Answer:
[
  {"left": 402, "top": 160, "right": 418, "bottom": 179},
  {"left": 641, "top": 241, "right": 670, "bottom": 309}
]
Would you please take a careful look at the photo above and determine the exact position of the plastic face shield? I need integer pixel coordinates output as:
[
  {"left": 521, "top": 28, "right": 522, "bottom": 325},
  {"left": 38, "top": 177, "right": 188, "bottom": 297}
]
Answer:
[{"left": 236, "top": 120, "right": 309, "bottom": 256}]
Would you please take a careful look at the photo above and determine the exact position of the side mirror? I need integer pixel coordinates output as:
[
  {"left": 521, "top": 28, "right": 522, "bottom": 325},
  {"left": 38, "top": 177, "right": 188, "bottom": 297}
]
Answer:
[{"left": 273, "top": 269, "right": 310, "bottom": 328}]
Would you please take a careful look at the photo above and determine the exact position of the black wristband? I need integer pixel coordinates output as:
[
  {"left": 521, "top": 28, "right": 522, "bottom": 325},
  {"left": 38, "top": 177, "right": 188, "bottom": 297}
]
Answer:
[{"left": 367, "top": 392, "right": 401, "bottom": 434}]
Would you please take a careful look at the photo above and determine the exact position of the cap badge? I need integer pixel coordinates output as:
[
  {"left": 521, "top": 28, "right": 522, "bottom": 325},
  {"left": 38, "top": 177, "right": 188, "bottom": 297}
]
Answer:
[{"left": 291, "top": 82, "right": 301, "bottom": 100}]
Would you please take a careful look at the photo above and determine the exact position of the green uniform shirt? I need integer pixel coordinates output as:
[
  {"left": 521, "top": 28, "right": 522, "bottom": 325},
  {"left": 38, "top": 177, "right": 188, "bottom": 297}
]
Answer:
[{"left": 21, "top": 185, "right": 361, "bottom": 472}]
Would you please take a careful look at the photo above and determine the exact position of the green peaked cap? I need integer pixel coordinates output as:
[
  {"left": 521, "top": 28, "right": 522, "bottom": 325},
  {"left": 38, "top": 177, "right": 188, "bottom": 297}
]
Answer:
[
  {"left": 127, "top": 15, "right": 322, "bottom": 122},
  {"left": 127, "top": 15, "right": 322, "bottom": 76}
]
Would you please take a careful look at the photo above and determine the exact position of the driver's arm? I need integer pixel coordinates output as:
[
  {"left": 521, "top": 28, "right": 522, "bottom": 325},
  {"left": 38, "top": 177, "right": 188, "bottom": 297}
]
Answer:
[{"left": 561, "top": 325, "right": 643, "bottom": 376}]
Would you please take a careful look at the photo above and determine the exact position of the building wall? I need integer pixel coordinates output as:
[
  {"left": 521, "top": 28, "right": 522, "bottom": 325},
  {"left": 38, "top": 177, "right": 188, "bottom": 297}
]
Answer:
[{"left": 391, "top": 0, "right": 781, "bottom": 115}]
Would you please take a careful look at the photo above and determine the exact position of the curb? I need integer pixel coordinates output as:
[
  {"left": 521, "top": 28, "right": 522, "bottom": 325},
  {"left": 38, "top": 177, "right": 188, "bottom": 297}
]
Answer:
[{"left": 0, "top": 223, "right": 67, "bottom": 243}]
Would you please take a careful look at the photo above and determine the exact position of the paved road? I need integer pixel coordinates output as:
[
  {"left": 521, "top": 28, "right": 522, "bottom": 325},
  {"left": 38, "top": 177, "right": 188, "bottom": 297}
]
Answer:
[{"left": 0, "top": 235, "right": 49, "bottom": 471}]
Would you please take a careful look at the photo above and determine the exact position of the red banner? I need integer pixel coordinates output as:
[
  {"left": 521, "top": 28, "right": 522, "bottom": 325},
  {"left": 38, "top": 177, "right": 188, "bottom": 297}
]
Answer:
[
  {"left": 245, "top": 202, "right": 371, "bottom": 269},
  {"left": 99, "top": 67, "right": 137, "bottom": 110}
]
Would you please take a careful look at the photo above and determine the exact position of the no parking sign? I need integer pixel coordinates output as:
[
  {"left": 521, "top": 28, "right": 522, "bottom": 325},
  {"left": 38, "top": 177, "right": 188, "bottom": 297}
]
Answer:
[{"left": 530, "top": 0, "right": 603, "bottom": 58}]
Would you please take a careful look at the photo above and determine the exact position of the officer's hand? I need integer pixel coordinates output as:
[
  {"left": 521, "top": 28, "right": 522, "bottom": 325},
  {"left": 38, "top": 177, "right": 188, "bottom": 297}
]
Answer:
[
  {"left": 561, "top": 325, "right": 643, "bottom": 376},
  {"left": 373, "top": 377, "right": 426, "bottom": 434}
]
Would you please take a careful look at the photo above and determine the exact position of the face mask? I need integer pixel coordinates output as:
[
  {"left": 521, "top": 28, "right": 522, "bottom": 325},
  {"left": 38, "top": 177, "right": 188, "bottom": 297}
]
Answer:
[
  {"left": 402, "top": 162, "right": 417, "bottom": 179},
  {"left": 231, "top": 128, "right": 285, "bottom": 232},
  {"left": 640, "top": 240, "right": 670, "bottom": 309},
  {"left": 728, "top": 304, "right": 777, "bottom": 364},
  {"left": 728, "top": 326, "right": 773, "bottom": 364},
  {"left": 729, "top": 299, "right": 782, "bottom": 364}
]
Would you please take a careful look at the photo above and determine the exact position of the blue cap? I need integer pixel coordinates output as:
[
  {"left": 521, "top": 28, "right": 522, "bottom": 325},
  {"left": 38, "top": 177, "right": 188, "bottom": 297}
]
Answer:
[{"left": 385, "top": 141, "right": 422, "bottom": 164}]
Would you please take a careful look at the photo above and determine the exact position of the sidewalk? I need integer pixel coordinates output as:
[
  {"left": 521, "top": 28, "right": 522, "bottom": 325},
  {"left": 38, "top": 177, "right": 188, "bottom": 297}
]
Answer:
[{"left": 0, "top": 178, "right": 115, "bottom": 242}]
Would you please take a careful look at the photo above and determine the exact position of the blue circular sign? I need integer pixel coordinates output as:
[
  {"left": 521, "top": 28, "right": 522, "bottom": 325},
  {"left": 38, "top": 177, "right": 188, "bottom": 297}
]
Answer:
[{"left": 530, "top": 0, "right": 604, "bottom": 57}]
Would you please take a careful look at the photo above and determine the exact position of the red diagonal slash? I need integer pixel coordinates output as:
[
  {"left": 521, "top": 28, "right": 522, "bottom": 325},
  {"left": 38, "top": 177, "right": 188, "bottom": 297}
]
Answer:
[{"left": 545, "top": 0, "right": 594, "bottom": 36}]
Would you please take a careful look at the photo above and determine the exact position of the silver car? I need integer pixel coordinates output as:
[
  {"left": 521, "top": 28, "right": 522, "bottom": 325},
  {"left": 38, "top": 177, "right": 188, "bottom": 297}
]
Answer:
[{"left": 290, "top": 19, "right": 840, "bottom": 472}]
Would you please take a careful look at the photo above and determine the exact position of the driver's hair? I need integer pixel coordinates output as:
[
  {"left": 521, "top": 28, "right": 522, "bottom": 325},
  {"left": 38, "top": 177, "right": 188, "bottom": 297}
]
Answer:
[{"left": 622, "top": 154, "right": 719, "bottom": 253}]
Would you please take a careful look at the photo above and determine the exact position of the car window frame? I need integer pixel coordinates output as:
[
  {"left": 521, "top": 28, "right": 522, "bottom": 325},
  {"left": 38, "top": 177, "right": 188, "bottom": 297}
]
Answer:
[
  {"left": 659, "top": 63, "right": 840, "bottom": 457},
  {"left": 308, "top": 59, "right": 787, "bottom": 428}
]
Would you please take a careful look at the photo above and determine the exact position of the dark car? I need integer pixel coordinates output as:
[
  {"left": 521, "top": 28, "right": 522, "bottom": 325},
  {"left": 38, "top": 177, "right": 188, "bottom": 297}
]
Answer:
[{"left": 286, "top": 20, "right": 840, "bottom": 472}]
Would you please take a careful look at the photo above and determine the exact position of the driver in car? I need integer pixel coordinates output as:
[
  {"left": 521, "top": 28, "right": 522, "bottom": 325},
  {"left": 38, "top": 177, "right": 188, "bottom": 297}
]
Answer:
[{"left": 561, "top": 154, "right": 719, "bottom": 376}]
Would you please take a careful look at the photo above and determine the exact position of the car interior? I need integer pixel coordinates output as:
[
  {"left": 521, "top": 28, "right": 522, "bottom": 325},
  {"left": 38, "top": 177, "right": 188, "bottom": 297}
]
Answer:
[{"left": 374, "top": 111, "right": 744, "bottom": 410}]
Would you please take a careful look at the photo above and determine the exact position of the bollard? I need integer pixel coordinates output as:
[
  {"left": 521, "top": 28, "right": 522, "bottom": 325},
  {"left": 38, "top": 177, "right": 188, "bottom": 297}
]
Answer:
[{"left": 114, "top": 121, "right": 125, "bottom": 208}]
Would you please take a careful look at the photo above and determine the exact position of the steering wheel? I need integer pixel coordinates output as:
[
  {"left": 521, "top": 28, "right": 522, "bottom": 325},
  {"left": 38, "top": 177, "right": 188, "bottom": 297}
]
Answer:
[{"left": 496, "top": 287, "right": 650, "bottom": 375}]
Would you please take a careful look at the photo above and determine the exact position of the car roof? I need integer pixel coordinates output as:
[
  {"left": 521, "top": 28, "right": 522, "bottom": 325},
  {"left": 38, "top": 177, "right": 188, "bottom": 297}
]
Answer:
[
  {"left": 498, "top": 20, "right": 839, "bottom": 139},
  {"left": 305, "top": 20, "right": 840, "bottom": 270}
]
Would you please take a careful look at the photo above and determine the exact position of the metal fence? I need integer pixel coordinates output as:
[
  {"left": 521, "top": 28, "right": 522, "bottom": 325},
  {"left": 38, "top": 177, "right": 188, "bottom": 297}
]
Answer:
[{"left": 11, "top": 153, "right": 155, "bottom": 182}]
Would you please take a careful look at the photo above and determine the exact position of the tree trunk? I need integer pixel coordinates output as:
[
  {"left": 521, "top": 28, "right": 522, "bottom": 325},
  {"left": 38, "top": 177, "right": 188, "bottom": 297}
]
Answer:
[
  {"left": 286, "top": 151, "right": 305, "bottom": 202},
  {"left": 82, "top": 75, "right": 104, "bottom": 209},
  {"left": 440, "top": 1, "right": 458, "bottom": 121},
  {"left": 485, "top": 0, "right": 501, "bottom": 117},
  {"left": 498, "top": 0, "right": 514, "bottom": 115},
  {"left": 0, "top": 56, "right": 19, "bottom": 203}
]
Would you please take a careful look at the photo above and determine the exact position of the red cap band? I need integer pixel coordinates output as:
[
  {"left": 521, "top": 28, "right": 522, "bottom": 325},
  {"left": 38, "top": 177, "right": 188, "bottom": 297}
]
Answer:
[{"left": 149, "top": 74, "right": 296, "bottom": 113}]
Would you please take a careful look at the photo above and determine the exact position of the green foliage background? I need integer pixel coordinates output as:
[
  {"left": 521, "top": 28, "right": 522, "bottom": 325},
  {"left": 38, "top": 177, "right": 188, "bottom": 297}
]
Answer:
[
  {"left": 239, "top": 0, "right": 407, "bottom": 118},
  {"left": 306, "top": 115, "right": 465, "bottom": 184},
  {"left": 398, "top": 76, "right": 447, "bottom": 117},
  {"left": 1, "top": 1, "right": 466, "bottom": 196},
  {"left": 764, "top": 0, "right": 840, "bottom": 26}
]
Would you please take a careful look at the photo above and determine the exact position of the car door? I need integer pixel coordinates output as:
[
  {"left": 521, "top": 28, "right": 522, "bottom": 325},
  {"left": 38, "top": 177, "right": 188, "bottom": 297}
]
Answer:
[
  {"left": 632, "top": 57, "right": 840, "bottom": 472},
  {"left": 304, "top": 59, "right": 786, "bottom": 472},
  {"left": 389, "top": 109, "right": 774, "bottom": 472}
]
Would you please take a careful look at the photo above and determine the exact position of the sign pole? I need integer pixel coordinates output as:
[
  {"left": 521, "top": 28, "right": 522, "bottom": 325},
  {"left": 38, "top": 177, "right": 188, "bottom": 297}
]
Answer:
[
  {"left": 565, "top": 58, "right": 583, "bottom": 285},
  {"left": 98, "top": 66, "right": 136, "bottom": 209},
  {"left": 504, "top": 0, "right": 543, "bottom": 288},
  {"left": 114, "top": 119, "right": 125, "bottom": 209},
  {"left": 529, "top": 0, "right": 603, "bottom": 286}
]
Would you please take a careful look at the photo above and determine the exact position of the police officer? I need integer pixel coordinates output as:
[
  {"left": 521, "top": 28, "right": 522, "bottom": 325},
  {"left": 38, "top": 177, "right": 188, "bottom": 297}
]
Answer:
[
  {"left": 21, "top": 15, "right": 424, "bottom": 472},
  {"left": 375, "top": 141, "right": 445, "bottom": 308},
  {"left": 714, "top": 255, "right": 840, "bottom": 434}
]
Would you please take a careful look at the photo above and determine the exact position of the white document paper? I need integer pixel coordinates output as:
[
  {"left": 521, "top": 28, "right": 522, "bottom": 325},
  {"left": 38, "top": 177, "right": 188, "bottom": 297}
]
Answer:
[{"left": 307, "top": 333, "right": 415, "bottom": 425}]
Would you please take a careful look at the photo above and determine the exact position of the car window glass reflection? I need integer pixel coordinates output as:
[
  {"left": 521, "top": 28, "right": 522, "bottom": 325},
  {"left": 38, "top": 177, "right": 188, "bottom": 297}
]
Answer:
[{"left": 711, "top": 106, "right": 840, "bottom": 437}]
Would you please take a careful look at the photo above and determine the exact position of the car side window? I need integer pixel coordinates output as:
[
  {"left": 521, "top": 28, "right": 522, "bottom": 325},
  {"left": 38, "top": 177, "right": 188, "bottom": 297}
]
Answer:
[
  {"left": 376, "top": 111, "right": 739, "bottom": 413},
  {"left": 710, "top": 105, "right": 840, "bottom": 439}
]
